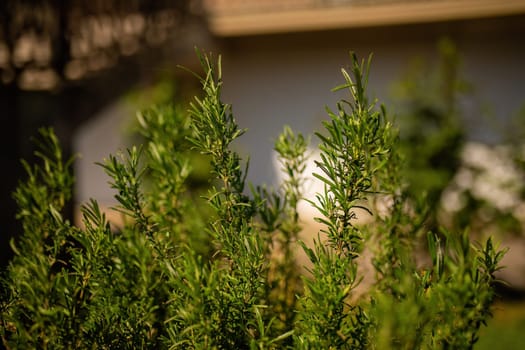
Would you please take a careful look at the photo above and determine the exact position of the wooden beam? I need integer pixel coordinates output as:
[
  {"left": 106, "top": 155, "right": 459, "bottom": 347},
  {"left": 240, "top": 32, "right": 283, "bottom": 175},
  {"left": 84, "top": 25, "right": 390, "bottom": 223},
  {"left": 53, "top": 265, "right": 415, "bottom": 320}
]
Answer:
[{"left": 207, "top": 0, "right": 525, "bottom": 36}]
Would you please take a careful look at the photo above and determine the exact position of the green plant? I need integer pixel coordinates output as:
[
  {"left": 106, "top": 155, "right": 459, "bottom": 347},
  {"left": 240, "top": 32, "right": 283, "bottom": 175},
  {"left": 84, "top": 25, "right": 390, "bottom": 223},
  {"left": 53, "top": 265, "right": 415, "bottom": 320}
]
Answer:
[
  {"left": 1, "top": 51, "right": 506, "bottom": 349},
  {"left": 391, "top": 38, "right": 468, "bottom": 230},
  {"left": 391, "top": 39, "right": 525, "bottom": 240}
]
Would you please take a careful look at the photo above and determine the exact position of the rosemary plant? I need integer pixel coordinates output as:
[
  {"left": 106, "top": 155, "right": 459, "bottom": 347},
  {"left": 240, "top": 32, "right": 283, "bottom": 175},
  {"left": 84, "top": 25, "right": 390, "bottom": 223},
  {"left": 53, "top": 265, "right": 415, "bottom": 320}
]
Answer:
[
  {"left": 1, "top": 51, "right": 506, "bottom": 350},
  {"left": 293, "top": 53, "right": 395, "bottom": 348}
]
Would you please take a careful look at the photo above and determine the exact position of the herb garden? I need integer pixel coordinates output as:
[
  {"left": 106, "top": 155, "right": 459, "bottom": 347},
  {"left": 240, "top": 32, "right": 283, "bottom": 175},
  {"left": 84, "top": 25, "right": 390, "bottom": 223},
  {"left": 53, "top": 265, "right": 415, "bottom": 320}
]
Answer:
[{"left": 1, "top": 51, "right": 507, "bottom": 349}]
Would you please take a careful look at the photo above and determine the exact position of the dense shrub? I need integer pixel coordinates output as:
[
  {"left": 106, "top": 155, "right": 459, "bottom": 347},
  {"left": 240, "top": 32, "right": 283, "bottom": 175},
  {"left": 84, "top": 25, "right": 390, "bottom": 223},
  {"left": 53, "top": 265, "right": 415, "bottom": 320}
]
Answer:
[
  {"left": 393, "top": 39, "right": 525, "bottom": 239},
  {"left": 1, "top": 52, "right": 506, "bottom": 349}
]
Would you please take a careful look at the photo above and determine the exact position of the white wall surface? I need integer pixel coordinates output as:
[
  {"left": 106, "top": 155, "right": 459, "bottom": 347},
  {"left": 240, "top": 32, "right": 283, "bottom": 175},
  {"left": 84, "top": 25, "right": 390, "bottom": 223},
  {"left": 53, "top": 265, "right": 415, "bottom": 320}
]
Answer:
[
  {"left": 73, "top": 101, "right": 133, "bottom": 206},
  {"left": 217, "top": 17, "right": 525, "bottom": 187},
  {"left": 73, "top": 16, "right": 525, "bottom": 207}
]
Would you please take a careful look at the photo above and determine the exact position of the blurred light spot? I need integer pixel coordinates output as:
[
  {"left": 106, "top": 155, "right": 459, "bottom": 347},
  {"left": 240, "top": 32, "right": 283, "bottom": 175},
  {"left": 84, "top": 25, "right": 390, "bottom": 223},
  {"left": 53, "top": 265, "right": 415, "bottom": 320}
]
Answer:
[
  {"left": 18, "top": 68, "right": 58, "bottom": 90},
  {"left": 65, "top": 59, "right": 86, "bottom": 80},
  {"left": 0, "top": 43, "right": 10, "bottom": 67},
  {"left": 13, "top": 34, "right": 34, "bottom": 66}
]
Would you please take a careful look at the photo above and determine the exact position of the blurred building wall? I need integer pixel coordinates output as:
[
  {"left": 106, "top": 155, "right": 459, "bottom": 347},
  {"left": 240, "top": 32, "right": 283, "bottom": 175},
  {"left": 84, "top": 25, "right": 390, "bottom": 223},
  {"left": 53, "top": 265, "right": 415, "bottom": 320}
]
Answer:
[
  {"left": 68, "top": 0, "right": 525, "bottom": 293},
  {"left": 215, "top": 16, "right": 525, "bottom": 188},
  {"left": 73, "top": 4, "right": 525, "bottom": 211}
]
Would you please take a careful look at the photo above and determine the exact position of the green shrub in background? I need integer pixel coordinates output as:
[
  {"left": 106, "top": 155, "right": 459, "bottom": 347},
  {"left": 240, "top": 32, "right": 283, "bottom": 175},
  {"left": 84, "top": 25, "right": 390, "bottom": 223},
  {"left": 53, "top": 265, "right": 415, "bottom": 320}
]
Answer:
[
  {"left": 1, "top": 51, "right": 506, "bottom": 349},
  {"left": 391, "top": 38, "right": 468, "bottom": 231},
  {"left": 392, "top": 39, "right": 525, "bottom": 239}
]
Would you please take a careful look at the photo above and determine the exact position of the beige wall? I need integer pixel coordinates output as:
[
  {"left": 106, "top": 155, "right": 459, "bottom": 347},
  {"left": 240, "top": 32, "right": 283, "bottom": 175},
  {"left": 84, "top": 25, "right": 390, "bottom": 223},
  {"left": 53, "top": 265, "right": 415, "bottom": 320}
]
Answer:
[
  {"left": 73, "top": 100, "right": 133, "bottom": 208},
  {"left": 73, "top": 15, "right": 525, "bottom": 207},
  {"left": 217, "top": 16, "right": 525, "bottom": 187}
]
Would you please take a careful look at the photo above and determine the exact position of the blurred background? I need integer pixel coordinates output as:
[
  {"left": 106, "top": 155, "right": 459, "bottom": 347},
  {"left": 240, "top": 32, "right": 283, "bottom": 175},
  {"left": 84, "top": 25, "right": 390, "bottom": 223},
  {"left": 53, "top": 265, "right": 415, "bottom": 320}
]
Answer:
[{"left": 1, "top": 1, "right": 525, "bottom": 347}]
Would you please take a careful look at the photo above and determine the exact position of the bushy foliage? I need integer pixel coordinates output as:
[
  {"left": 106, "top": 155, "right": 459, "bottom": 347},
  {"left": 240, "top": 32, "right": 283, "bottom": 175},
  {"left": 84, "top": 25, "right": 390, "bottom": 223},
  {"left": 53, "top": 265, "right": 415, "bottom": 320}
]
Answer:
[
  {"left": 392, "top": 39, "right": 467, "bottom": 231},
  {"left": 392, "top": 39, "right": 525, "bottom": 239},
  {"left": 1, "top": 51, "right": 506, "bottom": 349}
]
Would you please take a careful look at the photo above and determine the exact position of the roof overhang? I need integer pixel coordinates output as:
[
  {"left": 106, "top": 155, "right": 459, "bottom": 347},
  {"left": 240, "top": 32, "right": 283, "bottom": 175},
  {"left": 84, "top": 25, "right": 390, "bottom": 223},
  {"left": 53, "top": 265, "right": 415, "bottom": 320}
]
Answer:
[{"left": 206, "top": 0, "right": 525, "bottom": 37}]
